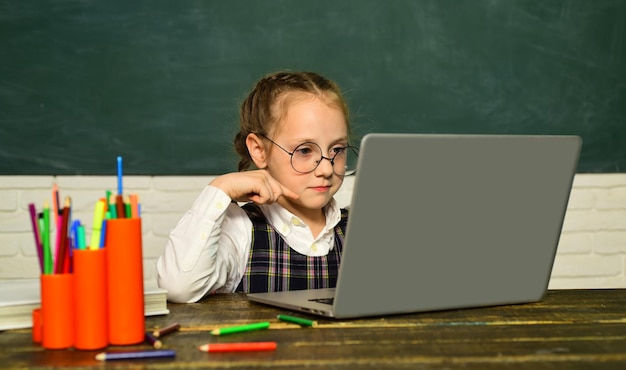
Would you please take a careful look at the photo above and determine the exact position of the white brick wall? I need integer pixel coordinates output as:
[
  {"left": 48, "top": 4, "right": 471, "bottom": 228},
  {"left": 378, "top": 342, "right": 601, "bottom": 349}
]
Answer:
[{"left": 1, "top": 174, "right": 625, "bottom": 289}]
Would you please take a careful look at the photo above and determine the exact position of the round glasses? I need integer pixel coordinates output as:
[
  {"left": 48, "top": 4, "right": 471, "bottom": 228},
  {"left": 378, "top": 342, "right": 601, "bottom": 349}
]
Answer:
[{"left": 262, "top": 136, "right": 359, "bottom": 176}]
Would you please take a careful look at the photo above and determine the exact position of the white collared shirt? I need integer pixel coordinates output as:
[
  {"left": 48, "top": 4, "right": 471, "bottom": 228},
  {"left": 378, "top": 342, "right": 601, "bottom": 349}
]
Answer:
[{"left": 156, "top": 185, "right": 342, "bottom": 302}]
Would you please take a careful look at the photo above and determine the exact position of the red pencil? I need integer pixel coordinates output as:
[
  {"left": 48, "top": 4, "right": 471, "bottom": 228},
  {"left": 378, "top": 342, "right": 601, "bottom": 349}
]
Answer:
[
  {"left": 55, "top": 197, "right": 71, "bottom": 274},
  {"left": 197, "top": 342, "right": 277, "bottom": 353}
]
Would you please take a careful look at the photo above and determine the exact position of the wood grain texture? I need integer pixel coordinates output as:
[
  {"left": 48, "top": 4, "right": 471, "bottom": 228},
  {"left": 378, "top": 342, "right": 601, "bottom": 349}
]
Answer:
[{"left": 1, "top": 290, "right": 626, "bottom": 369}]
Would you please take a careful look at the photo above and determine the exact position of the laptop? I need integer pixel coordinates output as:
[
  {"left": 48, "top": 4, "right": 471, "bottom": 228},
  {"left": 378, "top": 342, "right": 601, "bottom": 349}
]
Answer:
[{"left": 247, "top": 133, "right": 582, "bottom": 318}]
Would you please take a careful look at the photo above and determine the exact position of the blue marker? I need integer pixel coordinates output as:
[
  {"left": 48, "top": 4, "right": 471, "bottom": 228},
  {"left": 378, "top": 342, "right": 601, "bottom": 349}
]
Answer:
[
  {"left": 70, "top": 220, "right": 80, "bottom": 250},
  {"left": 99, "top": 219, "right": 107, "bottom": 248}
]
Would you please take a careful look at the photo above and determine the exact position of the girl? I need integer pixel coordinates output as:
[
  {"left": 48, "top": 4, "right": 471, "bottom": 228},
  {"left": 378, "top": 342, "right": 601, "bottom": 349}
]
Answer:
[{"left": 156, "top": 71, "right": 357, "bottom": 303}]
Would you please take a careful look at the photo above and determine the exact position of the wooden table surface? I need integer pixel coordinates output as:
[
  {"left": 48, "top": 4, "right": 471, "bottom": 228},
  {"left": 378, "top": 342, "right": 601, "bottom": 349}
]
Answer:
[{"left": 1, "top": 289, "right": 626, "bottom": 369}]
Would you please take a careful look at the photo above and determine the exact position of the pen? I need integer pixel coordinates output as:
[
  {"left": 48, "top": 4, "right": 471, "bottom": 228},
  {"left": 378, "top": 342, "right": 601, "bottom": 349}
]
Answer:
[
  {"left": 95, "top": 349, "right": 175, "bottom": 361},
  {"left": 153, "top": 322, "right": 181, "bottom": 338},
  {"left": 277, "top": 314, "right": 318, "bottom": 327},
  {"left": 210, "top": 321, "right": 270, "bottom": 336},
  {"left": 144, "top": 332, "right": 163, "bottom": 349},
  {"left": 198, "top": 341, "right": 277, "bottom": 353}
]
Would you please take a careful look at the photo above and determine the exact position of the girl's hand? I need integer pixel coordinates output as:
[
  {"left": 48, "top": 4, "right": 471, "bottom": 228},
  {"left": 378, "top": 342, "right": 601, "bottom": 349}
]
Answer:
[{"left": 209, "top": 171, "right": 299, "bottom": 204}]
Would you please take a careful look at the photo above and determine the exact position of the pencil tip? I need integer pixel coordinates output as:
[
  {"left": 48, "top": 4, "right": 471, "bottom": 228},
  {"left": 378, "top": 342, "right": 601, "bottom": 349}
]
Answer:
[
  {"left": 210, "top": 329, "right": 220, "bottom": 335},
  {"left": 198, "top": 344, "right": 209, "bottom": 352},
  {"left": 95, "top": 353, "right": 105, "bottom": 361}
]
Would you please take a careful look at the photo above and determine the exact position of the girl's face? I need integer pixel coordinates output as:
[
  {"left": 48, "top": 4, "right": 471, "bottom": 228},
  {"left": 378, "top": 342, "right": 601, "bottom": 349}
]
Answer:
[{"left": 266, "top": 94, "right": 348, "bottom": 217}]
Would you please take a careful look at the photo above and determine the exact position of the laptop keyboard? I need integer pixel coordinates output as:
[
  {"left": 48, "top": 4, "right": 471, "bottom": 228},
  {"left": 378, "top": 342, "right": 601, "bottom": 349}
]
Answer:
[{"left": 309, "top": 297, "right": 334, "bottom": 305}]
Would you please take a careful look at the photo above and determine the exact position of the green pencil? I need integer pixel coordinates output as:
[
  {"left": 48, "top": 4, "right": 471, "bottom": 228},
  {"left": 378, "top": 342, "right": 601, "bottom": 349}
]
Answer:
[
  {"left": 277, "top": 314, "right": 317, "bottom": 327},
  {"left": 42, "top": 201, "right": 53, "bottom": 274},
  {"left": 210, "top": 321, "right": 270, "bottom": 336}
]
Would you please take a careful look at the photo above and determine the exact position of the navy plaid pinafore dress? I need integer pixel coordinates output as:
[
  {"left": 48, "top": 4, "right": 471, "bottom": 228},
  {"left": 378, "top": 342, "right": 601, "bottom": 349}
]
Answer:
[{"left": 236, "top": 203, "right": 348, "bottom": 293}]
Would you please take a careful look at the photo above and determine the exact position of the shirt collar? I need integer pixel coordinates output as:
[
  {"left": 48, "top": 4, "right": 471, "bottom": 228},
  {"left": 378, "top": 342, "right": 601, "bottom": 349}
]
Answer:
[{"left": 260, "top": 198, "right": 342, "bottom": 240}]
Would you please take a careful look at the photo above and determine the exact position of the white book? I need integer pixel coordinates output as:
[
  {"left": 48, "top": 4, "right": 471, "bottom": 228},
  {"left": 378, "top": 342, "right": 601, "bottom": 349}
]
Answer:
[{"left": 0, "top": 279, "right": 169, "bottom": 331}]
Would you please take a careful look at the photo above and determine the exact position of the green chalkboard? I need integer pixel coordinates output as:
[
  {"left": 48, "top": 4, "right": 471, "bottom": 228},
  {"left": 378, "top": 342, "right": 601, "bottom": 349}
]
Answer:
[{"left": 1, "top": 0, "right": 625, "bottom": 174}]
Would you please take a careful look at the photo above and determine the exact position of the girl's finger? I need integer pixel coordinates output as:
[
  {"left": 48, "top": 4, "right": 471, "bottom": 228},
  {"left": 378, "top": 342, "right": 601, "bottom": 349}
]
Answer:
[{"left": 279, "top": 184, "right": 299, "bottom": 200}]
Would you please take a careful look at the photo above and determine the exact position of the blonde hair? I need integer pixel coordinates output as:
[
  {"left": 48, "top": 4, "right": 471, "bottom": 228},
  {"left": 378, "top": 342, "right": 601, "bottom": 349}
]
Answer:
[{"left": 234, "top": 71, "right": 350, "bottom": 171}]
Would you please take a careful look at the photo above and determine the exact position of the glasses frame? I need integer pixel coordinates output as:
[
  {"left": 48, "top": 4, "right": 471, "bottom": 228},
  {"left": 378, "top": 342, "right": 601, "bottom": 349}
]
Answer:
[{"left": 260, "top": 135, "right": 359, "bottom": 176}]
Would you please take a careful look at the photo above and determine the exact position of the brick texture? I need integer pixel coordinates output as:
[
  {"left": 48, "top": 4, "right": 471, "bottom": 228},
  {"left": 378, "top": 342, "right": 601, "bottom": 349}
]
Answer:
[{"left": 1, "top": 174, "right": 625, "bottom": 289}]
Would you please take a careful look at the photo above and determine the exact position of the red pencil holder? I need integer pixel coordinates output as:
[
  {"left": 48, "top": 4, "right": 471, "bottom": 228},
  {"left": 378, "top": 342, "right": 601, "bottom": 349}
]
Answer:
[
  {"left": 105, "top": 217, "right": 145, "bottom": 345},
  {"left": 41, "top": 273, "right": 74, "bottom": 349},
  {"left": 73, "top": 248, "right": 108, "bottom": 350}
]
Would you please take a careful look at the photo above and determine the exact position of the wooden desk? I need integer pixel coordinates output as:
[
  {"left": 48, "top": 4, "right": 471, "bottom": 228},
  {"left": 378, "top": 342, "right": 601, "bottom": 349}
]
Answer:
[{"left": 2, "top": 290, "right": 626, "bottom": 369}]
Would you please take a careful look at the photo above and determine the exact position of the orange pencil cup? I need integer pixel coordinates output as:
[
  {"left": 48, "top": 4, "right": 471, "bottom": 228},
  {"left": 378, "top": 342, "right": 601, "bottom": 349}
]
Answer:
[
  {"left": 105, "top": 217, "right": 145, "bottom": 345},
  {"left": 32, "top": 308, "right": 42, "bottom": 343},
  {"left": 73, "top": 248, "right": 108, "bottom": 350},
  {"left": 40, "top": 273, "right": 74, "bottom": 349}
]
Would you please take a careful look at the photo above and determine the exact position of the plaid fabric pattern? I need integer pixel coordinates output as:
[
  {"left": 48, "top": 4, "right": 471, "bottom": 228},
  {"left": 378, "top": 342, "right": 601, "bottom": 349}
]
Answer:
[{"left": 236, "top": 203, "right": 348, "bottom": 293}]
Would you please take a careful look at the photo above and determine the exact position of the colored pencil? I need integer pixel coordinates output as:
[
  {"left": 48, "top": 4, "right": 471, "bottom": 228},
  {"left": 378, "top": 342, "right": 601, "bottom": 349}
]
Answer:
[
  {"left": 198, "top": 341, "right": 277, "bottom": 353},
  {"left": 38, "top": 214, "right": 44, "bottom": 252},
  {"left": 99, "top": 219, "right": 107, "bottom": 248},
  {"left": 108, "top": 193, "right": 117, "bottom": 219},
  {"left": 89, "top": 199, "right": 106, "bottom": 250},
  {"left": 115, "top": 195, "right": 125, "bottom": 218},
  {"left": 28, "top": 203, "right": 44, "bottom": 273},
  {"left": 125, "top": 196, "right": 132, "bottom": 218},
  {"left": 104, "top": 190, "right": 110, "bottom": 215},
  {"left": 52, "top": 183, "right": 59, "bottom": 225},
  {"left": 95, "top": 349, "right": 175, "bottom": 361},
  {"left": 55, "top": 197, "right": 71, "bottom": 273},
  {"left": 130, "top": 193, "right": 140, "bottom": 219},
  {"left": 153, "top": 322, "right": 181, "bottom": 338},
  {"left": 42, "top": 201, "right": 53, "bottom": 274},
  {"left": 54, "top": 213, "right": 62, "bottom": 269},
  {"left": 210, "top": 321, "right": 270, "bottom": 336},
  {"left": 63, "top": 236, "right": 71, "bottom": 273},
  {"left": 144, "top": 332, "right": 163, "bottom": 349},
  {"left": 70, "top": 220, "right": 80, "bottom": 250},
  {"left": 77, "top": 224, "right": 87, "bottom": 250},
  {"left": 277, "top": 314, "right": 318, "bottom": 327}
]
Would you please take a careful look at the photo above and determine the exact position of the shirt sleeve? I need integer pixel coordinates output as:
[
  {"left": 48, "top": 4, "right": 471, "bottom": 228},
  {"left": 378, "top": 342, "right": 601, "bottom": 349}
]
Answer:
[{"left": 156, "top": 185, "right": 252, "bottom": 302}]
